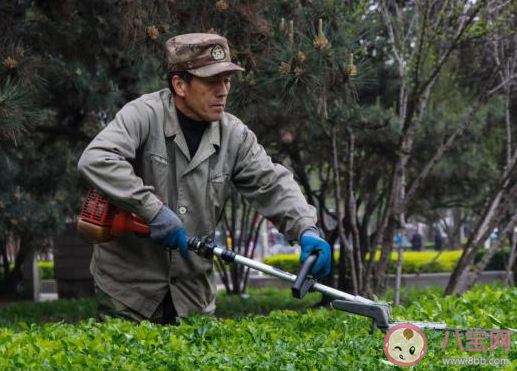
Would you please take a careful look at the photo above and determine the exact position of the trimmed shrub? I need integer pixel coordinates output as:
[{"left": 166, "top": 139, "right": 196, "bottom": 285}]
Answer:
[
  {"left": 265, "top": 250, "right": 464, "bottom": 274},
  {"left": 38, "top": 261, "right": 54, "bottom": 280},
  {"left": 0, "top": 288, "right": 321, "bottom": 329},
  {"left": 0, "top": 285, "right": 515, "bottom": 370},
  {"left": 264, "top": 249, "right": 512, "bottom": 274},
  {"left": 0, "top": 298, "right": 96, "bottom": 329},
  {"left": 262, "top": 254, "right": 300, "bottom": 274},
  {"left": 0, "top": 261, "right": 54, "bottom": 280},
  {"left": 474, "top": 249, "right": 509, "bottom": 271}
]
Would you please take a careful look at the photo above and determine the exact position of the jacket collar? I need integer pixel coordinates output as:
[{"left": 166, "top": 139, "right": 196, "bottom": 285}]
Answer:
[{"left": 161, "top": 90, "right": 221, "bottom": 176}]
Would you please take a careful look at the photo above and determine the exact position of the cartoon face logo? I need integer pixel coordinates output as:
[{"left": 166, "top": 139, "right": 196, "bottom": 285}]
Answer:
[
  {"left": 211, "top": 45, "right": 226, "bottom": 61},
  {"left": 384, "top": 324, "right": 427, "bottom": 366}
]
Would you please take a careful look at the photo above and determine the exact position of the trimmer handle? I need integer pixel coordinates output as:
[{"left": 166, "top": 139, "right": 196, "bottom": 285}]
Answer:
[
  {"left": 111, "top": 210, "right": 149, "bottom": 236},
  {"left": 291, "top": 252, "right": 318, "bottom": 299}
]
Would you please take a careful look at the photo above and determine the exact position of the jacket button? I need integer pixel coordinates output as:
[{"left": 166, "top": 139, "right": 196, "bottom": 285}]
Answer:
[
  {"left": 170, "top": 278, "right": 176, "bottom": 284},
  {"left": 179, "top": 206, "right": 187, "bottom": 215}
]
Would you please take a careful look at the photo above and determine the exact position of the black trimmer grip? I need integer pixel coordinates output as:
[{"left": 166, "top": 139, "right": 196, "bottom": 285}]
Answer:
[{"left": 291, "top": 252, "right": 318, "bottom": 299}]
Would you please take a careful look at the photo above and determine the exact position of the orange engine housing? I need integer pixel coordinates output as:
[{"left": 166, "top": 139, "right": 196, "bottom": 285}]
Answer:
[{"left": 77, "top": 189, "right": 149, "bottom": 243}]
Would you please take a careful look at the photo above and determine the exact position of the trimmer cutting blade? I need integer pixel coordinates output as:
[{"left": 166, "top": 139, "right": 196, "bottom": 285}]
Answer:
[{"left": 331, "top": 300, "right": 446, "bottom": 332}]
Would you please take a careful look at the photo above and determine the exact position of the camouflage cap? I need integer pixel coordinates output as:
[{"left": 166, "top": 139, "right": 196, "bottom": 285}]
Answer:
[{"left": 165, "top": 33, "right": 244, "bottom": 77}]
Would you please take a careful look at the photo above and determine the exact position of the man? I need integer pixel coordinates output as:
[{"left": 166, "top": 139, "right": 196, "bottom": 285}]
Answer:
[
  {"left": 411, "top": 232, "right": 423, "bottom": 251},
  {"left": 77, "top": 33, "right": 331, "bottom": 324}
]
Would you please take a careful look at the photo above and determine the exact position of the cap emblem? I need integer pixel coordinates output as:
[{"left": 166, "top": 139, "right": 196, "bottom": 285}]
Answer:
[{"left": 211, "top": 45, "right": 226, "bottom": 61}]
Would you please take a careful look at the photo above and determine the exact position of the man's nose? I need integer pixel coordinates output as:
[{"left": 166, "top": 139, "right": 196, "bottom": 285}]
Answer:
[{"left": 215, "top": 81, "right": 229, "bottom": 97}]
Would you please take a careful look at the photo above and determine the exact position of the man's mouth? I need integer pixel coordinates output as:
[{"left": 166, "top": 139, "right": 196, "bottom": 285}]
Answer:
[{"left": 211, "top": 104, "right": 225, "bottom": 112}]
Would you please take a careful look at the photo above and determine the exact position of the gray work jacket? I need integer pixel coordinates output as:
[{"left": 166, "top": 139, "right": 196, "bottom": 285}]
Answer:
[{"left": 77, "top": 88, "right": 317, "bottom": 318}]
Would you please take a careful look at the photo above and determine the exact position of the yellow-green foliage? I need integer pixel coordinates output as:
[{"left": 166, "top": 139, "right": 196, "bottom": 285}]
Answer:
[
  {"left": 386, "top": 250, "right": 462, "bottom": 273},
  {"left": 37, "top": 261, "right": 54, "bottom": 280},
  {"left": 264, "top": 251, "right": 463, "bottom": 274},
  {"left": 0, "top": 261, "right": 55, "bottom": 280},
  {"left": 263, "top": 254, "right": 300, "bottom": 274}
]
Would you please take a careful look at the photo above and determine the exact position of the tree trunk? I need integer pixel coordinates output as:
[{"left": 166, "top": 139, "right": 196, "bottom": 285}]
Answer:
[
  {"left": 230, "top": 192, "right": 239, "bottom": 295},
  {"left": 455, "top": 209, "right": 517, "bottom": 294},
  {"left": 0, "top": 235, "right": 9, "bottom": 287},
  {"left": 345, "top": 128, "right": 363, "bottom": 292},
  {"left": 450, "top": 207, "right": 463, "bottom": 249},
  {"left": 504, "top": 228, "right": 517, "bottom": 285},
  {"left": 1, "top": 235, "right": 32, "bottom": 300},
  {"left": 332, "top": 128, "right": 357, "bottom": 294},
  {"left": 445, "top": 180, "right": 517, "bottom": 295},
  {"left": 393, "top": 229, "right": 405, "bottom": 307}
]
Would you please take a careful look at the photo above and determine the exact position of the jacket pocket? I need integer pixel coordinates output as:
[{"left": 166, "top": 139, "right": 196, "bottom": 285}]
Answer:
[
  {"left": 149, "top": 153, "right": 168, "bottom": 165},
  {"left": 145, "top": 153, "right": 169, "bottom": 201},
  {"left": 208, "top": 173, "right": 230, "bottom": 222}
]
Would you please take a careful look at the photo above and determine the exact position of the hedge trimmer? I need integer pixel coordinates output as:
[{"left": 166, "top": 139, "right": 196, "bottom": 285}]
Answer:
[
  {"left": 78, "top": 189, "right": 447, "bottom": 332},
  {"left": 187, "top": 236, "right": 447, "bottom": 332}
]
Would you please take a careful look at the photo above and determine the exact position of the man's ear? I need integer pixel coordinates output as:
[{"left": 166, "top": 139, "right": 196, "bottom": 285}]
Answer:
[{"left": 172, "top": 76, "right": 187, "bottom": 97}]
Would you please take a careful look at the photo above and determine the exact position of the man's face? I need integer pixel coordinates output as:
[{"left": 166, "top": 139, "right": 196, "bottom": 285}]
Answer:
[{"left": 174, "top": 73, "right": 232, "bottom": 122}]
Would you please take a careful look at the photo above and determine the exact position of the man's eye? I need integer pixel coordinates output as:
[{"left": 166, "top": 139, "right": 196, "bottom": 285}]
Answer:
[
  {"left": 409, "top": 346, "right": 415, "bottom": 355},
  {"left": 395, "top": 346, "right": 402, "bottom": 351}
]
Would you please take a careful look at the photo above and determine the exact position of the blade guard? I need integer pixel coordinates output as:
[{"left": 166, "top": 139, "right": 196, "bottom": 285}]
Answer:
[
  {"left": 331, "top": 300, "right": 448, "bottom": 332},
  {"left": 332, "top": 300, "right": 392, "bottom": 331}
]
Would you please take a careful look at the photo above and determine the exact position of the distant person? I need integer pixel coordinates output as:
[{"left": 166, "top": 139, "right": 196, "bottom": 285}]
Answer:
[
  {"left": 395, "top": 231, "right": 409, "bottom": 252},
  {"left": 411, "top": 232, "right": 423, "bottom": 251},
  {"left": 434, "top": 230, "right": 442, "bottom": 251}
]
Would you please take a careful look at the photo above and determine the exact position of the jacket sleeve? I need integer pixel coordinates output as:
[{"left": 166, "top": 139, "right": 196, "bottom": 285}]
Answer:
[
  {"left": 77, "top": 102, "right": 163, "bottom": 223},
  {"left": 231, "top": 125, "right": 317, "bottom": 243}
]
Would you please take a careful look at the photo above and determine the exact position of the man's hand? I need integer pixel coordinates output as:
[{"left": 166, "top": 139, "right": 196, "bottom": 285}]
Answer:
[
  {"left": 149, "top": 206, "right": 189, "bottom": 259},
  {"left": 299, "top": 229, "right": 331, "bottom": 279}
]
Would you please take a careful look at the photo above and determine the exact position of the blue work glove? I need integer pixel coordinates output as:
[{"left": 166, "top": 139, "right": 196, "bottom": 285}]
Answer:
[
  {"left": 149, "top": 206, "right": 189, "bottom": 259},
  {"left": 299, "top": 229, "right": 331, "bottom": 279}
]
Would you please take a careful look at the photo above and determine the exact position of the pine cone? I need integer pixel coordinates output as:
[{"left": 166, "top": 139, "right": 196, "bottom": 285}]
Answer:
[
  {"left": 3, "top": 57, "right": 18, "bottom": 69},
  {"left": 279, "top": 62, "right": 291, "bottom": 74},
  {"left": 146, "top": 26, "right": 160, "bottom": 40},
  {"left": 313, "top": 19, "right": 330, "bottom": 49},
  {"left": 313, "top": 35, "right": 329, "bottom": 49},
  {"left": 216, "top": 0, "right": 229, "bottom": 11},
  {"left": 295, "top": 51, "right": 307, "bottom": 63}
]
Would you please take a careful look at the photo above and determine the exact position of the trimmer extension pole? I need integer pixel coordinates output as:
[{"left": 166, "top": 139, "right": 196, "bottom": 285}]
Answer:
[
  {"left": 188, "top": 236, "right": 372, "bottom": 303},
  {"left": 213, "top": 244, "right": 374, "bottom": 304},
  {"left": 187, "top": 236, "right": 447, "bottom": 332}
]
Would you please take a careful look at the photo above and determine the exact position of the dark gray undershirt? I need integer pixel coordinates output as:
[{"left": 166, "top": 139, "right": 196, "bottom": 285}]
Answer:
[{"left": 176, "top": 107, "right": 209, "bottom": 159}]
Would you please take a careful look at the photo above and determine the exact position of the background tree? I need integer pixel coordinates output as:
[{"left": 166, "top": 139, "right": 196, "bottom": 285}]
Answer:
[{"left": 1, "top": 0, "right": 516, "bottom": 301}]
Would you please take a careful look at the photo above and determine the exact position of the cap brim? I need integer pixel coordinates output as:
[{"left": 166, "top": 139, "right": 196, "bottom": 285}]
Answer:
[{"left": 188, "top": 62, "right": 245, "bottom": 77}]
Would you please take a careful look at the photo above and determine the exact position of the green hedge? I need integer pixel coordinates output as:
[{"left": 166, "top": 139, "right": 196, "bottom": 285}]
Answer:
[
  {"left": 0, "top": 298, "right": 96, "bottom": 329},
  {"left": 264, "top": 249, "right": 510, "bottom": 274},
  {"left": 0, "top": 261, "right": 54, "bottom": 280},
  {"left": 37, "top": 261, "right": 54, "bottom": 280},
  {"left": 264, "top": 251, "right": 464, "bottom": 274},
  {"left": 0, "top": 288, "right": 321, "bottom": 329},
  {"left": 0, "top": 285, "right": 515, "bottom": 370}
]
